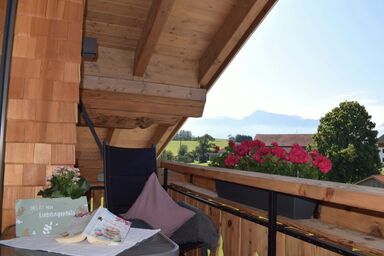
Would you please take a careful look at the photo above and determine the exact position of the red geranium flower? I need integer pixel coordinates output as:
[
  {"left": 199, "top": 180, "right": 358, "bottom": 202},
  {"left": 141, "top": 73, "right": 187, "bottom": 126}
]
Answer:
[
  {"left": 253, "top": 152, "right": 263, "bottom": 163},
  {"left": 287, "top": 144, "right": 309, "bottom": 164},
  {"left": 224, "top": 154, "right": 240, "bottom": 167},
  {"left": 218, "top": 139, "right": 332, "bottom": 179},
  {"left": 235, "top": 144, "right": 249, "bottom": 156},
  {"left": 250, "top": 139, "right": 266, "bottom": 149},
  {"left": 312, "top": 154, "right": 332, "bottom": 174},
  {"left": 270, "top": 142, "right": 286, "bottom": 159}
]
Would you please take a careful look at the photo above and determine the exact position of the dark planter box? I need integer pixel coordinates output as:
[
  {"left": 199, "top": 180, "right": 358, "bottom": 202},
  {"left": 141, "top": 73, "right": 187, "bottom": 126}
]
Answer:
[{"left": 216, "top": 180, "right": 317, "bottom": 219}]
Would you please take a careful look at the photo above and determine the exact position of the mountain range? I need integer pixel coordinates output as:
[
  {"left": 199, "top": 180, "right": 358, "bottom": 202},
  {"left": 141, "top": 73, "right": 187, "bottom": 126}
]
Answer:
[
  {"left": 184, "top": 110, "right": 384, "bottom": 138},
  {"left": 183, "top": 110, "right": 320, "bottom": 138}
]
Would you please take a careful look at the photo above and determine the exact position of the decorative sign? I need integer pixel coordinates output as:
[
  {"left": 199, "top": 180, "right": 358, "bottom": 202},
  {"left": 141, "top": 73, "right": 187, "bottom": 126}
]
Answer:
[{"left": 16, "top": 197, "right": 88, "bottom": 237}]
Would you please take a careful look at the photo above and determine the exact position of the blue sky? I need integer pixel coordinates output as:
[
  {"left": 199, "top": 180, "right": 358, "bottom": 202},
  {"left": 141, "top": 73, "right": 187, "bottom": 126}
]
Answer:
[{"left": 183, "top": 0, "right": 384, "bottom": 135}]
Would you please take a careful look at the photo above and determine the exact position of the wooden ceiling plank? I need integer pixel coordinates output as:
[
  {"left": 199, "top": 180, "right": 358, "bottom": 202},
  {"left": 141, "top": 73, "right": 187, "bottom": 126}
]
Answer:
[
  {"left": 83, "top": 33, "right": 138, "bottom": 50},
  {"left": 86, "top": 10, "right": 146, "bottom": 27},
  {"left": 82, "top": 75, "right": 206, "bottom": 102},
  {"left": 134, "top": 0, "right": 176, "bottom": 77},
  {"left": 87, "top": 1, "right": 149, "bottom": 18},
  {"left": 157, "top": 33, "right": 209, "bottom": 50},
  {"left": 198, "top": 0, "right": 277, "bottom": 88},
  {"left": 83, "top": 46, "right": 134, "bottom": 80},
  {"left": 144, "top": 53, "right": 199, "bottom": 87},
  {"left": 154, "top": 44, "right": 202, "bottom": 60},
  {"left": 85, "top": 20, "right": 142, "bottom": 39}
]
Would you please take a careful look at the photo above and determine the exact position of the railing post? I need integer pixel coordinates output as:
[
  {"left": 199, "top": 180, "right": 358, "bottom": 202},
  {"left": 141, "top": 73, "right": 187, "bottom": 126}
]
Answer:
[
  {"left": 268, "top": 191, "right": 277, "bottom": 256},
  {"left": 163, "top": 168, "right": 168, "bottom": 191}
]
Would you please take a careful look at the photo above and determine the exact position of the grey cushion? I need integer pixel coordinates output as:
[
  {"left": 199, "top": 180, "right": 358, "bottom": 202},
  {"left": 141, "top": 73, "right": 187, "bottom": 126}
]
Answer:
[{"left": 171, "top": 201, "right": 219, "bottom": 251}]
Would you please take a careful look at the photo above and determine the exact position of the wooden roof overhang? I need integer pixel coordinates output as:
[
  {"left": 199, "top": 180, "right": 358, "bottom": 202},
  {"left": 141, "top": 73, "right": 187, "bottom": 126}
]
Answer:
[{"left": 78, "top": 0, "right": 277, "bottom": 181}]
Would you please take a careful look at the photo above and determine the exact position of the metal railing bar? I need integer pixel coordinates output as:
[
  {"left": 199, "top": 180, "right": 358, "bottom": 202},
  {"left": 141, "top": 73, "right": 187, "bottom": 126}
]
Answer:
[{"left": 268, "top": 191, "right": 277, "bottom": 256}]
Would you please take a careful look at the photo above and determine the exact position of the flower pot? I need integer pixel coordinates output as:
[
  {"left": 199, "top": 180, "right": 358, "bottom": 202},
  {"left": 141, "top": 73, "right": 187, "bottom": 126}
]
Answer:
[
  {"left": 215, "top": 180, "right": 316, "bottom": 219},
  {"left": 15, "top": 196, "right": 88, "bottom": 237}
]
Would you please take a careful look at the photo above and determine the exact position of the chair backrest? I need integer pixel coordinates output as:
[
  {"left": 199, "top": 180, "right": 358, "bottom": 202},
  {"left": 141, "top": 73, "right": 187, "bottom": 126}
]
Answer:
[{"left": 103, "top": 142, "right": 157, "bottom": 215}]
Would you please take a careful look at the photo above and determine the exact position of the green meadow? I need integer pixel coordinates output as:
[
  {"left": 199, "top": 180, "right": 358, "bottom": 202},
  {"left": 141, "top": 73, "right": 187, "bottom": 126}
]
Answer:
[{"left": 165, "top": 139, "right": 228, "bottom": 155}]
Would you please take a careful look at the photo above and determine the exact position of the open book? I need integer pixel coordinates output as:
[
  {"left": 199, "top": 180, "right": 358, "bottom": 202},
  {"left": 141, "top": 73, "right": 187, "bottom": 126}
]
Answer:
[{"left": 55, "top": 207, "right": 131, "bottom": 245}]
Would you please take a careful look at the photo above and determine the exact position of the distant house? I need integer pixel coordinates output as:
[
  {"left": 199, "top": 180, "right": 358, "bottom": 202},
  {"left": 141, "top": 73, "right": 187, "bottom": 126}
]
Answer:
[
  {"left": 254, "top": 134, "right": 314, "bottom": 150},
  {"left": 355, "top": 175, "right": 384, "bottom": 189},
  {"left": 378, "top": 135, "right": 384, "bottom": 163}
]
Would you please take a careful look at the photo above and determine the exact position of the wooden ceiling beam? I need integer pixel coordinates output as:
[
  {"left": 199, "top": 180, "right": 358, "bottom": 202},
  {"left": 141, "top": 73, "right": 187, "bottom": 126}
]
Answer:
[
  {"left": 78, "top": 108, "right": 179, "bottom": 128},
  {"left": 134, "top": 0, "right": 176, "bottom": 77},
  {"left": 78, "top": 112, "right": 174, "bottom": 130},
  {"left": 80, "top": 89, "right": 205, "bottom": 118},
  {"left": 82, "top": 75, "right": 206, "bottom": 102},
  {"left": 198, "top": 0, "right": 277, "bottom": 89}
]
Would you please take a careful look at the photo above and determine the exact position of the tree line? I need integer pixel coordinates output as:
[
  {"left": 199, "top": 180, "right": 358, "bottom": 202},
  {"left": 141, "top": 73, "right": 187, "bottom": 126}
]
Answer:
[
  {"left": 159, "top": 134, "right": 217, "bottom": 163},
  {"left": 160, "top": 132, "right": 255, "bottom": 164}
]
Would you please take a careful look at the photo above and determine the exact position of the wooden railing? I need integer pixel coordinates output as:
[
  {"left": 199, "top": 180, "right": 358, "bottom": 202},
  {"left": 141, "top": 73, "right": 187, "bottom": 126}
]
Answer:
[
  {"left": 160, "top": 161, "right": 384, "bottom": 256},
  {"left": 161, "top": 161, "right": 384, "bottom": 212}
]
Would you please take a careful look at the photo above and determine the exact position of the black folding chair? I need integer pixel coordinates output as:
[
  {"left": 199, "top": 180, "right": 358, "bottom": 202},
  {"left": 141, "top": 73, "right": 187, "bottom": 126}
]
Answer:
[
  {"left": 103, "top": 142, "right": 219, "bottom": 255},
  {"left": 103, "top": 142, "right": 157, "bottom": 215}
]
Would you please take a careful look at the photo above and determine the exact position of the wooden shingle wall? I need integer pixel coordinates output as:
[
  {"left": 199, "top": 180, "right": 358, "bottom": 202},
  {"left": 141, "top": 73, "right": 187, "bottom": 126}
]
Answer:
[{"left": 2, "top": 0, "right": 84, "bottom": 230}]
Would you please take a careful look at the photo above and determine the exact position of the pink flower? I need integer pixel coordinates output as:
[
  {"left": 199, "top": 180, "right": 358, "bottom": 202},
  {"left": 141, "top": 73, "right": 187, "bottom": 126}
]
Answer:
[
  {"left": 224, "top": 154, "right": 240, "bottom": 167},
  {"left": 287, "top": 144, "right": 309, "bottom": 164}
]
